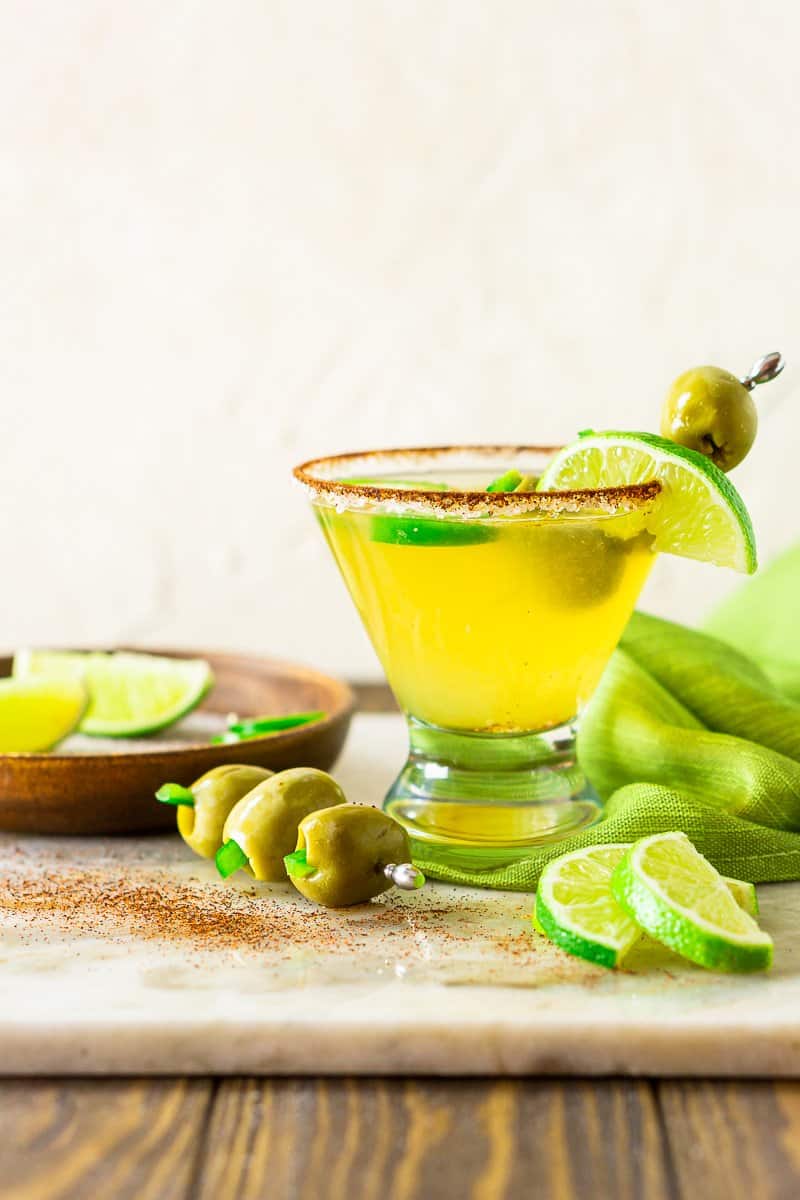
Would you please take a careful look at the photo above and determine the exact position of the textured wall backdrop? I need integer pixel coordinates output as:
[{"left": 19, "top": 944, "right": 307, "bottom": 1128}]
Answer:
[{"left": 2, "top": 1, "right": 798, "bottom": 678}]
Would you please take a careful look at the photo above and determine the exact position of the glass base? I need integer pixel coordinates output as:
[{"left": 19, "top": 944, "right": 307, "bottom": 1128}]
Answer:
[{"left": 383, "top": 715, "right": 602, "bottom": 871}]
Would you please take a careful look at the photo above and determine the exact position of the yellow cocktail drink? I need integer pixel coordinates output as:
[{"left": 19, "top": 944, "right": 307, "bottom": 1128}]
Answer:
[
  {"left": 295, "top": 448, "right": 659, "bottom": 866},
  {"left": 317, "top": 496, "right": 653, "bottom": 734}
]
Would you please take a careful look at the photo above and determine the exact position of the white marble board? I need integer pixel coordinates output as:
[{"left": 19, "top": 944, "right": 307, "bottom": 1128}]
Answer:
[{"left": 1, "top": 715, "right": 798, "bottom": 1077}]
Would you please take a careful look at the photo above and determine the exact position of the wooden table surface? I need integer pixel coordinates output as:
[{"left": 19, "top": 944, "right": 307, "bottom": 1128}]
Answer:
[{"left": 4, "top": 686, "right": 799, "bottom": 1200}]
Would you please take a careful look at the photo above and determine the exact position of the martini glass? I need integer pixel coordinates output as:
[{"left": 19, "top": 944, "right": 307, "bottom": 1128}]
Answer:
[{"left": 295, "top": 447, "right": 660, "bottom": 869}]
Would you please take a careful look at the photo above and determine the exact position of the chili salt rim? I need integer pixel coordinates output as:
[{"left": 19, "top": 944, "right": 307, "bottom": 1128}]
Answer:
[{"left": 293, "top": 445, "right": 662, "bottom": 518}]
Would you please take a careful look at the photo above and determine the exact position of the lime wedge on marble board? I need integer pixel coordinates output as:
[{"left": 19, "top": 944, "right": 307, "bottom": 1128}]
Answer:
[
  {"left": 535, "top": 841, "right": 763, "bottom": 968},
  {"left": 536, "top": 845, "right": 640, "bottom": 968},
  {"left": 612, "top": 832, "right": 772, "bottom": 972}
]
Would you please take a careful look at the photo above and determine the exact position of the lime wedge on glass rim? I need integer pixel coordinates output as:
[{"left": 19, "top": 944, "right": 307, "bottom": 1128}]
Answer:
[
  {"left": 612, "top": 832, "right": 772, "bottom": 973},
  {"left": 535, "top": 842, "right": 764, "bottom": 969},
  {"left": 0, "top": 678, "right": 88, "bottom": 752},
  {"left": 12, "top": 650, "right": 213, "bottom": 738},
  {"left": 536, "top": 431, "right": 757, "bottom": 573}
]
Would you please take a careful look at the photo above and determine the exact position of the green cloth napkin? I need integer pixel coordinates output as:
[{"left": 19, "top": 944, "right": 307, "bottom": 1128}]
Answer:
[
  {"left": 705, "top": 542, "right": 800, "bottom": 702},
  {"left": 415, "top": 544, "right": 800, "bottom": 891}
]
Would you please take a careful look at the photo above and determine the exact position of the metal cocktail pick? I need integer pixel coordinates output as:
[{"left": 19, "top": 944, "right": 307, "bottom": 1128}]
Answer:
[
  {"left": 741, "top": 352, "right": 785, "bottom": 391},
  {"left": 384, "top": 863, "right": 426, "bottom": 890}
]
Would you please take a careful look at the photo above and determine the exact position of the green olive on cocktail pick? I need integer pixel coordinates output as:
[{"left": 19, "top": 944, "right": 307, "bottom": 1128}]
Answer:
[
  {"left": 215, "top": 767, "right": 346, "bottom": 882},
  {"left": 156, "top": 764, "right": 273, "bottom": 859},
  {"left": 284, "top": 804, "right": 424, "bottom": 907},
  {"left": 660, "top": 352, "right": 784, "bottom": 472}
]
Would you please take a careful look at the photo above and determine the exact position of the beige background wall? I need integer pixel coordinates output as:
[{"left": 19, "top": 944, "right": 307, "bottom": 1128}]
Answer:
[{"left": 2, "top": 2, "right": 797, "bottom": 678}]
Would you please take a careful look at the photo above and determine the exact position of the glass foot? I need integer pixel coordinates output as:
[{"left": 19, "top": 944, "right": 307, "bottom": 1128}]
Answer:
[{"left": 384, "top": 716, "right": 602, "bottom": 870}]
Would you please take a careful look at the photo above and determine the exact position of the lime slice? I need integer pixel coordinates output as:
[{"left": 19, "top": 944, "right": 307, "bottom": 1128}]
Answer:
[
  {"left": 723, "top": 876, "right": 759, "bottom": 918},
  {"left": 537, "top": 431, "right": 756, "bottom": 573},
  {"left": 0, "top": 678, "right": 88, "bottom": 752},
  {"left": 536, "top": 845, "right": 641, "bottom": 968},
  {"left": 611, "top": 832, "right": 772, "bottom": 972},
  {"left": 13, "top": 649, "right": 213, "bottom": 738},
  {"left": 535, "top": 845, "right": 762, "bottom": 967}
]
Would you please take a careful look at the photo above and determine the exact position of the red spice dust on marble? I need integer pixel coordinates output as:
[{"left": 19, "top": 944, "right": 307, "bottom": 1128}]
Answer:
[{"left": 0, "top": 865, "right": 539, "bottom": 963}]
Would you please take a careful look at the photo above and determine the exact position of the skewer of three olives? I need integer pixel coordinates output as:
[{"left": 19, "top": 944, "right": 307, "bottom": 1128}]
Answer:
[{"left": 156, "top": 765, "right": 424, "bottom": 908}]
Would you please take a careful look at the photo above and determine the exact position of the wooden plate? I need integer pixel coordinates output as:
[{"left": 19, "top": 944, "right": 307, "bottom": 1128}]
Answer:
[{"left": 0, "top": 649, "right": 355, "bottom": 835}]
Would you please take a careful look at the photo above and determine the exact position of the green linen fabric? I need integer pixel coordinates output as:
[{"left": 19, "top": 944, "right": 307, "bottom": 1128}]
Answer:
[
  {"left": 705, "top": 543, "right": 800, "bottom": 702},
  {"left": 416, "top": 545, "right": 800, "bottom": 890}
]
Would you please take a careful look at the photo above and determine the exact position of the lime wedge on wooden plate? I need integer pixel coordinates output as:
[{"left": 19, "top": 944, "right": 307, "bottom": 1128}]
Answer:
[
  {"left": 537, "top": 431, "right": 757, "bottom": 573},
  {"left": 612, "top": 832, "right": 772, "bottom": 972},
  {"left": 13, "top": 650, "right": 213, "bottom": 738},
  {"left": 0, "top": 678, "right": 88, "bottom": 752}
]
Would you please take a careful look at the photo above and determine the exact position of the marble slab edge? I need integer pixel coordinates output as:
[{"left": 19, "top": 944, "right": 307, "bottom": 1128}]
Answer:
[{"left": 2, "top": 1017, "right": 799, "bottom": 1077}]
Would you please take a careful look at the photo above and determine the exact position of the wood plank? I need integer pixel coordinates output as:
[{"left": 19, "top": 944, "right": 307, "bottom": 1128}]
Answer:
[
  {"left": 0, "top": 1078, "right": 211, "bottom": 1200},
  {"left": 195, "top": 1077, "right": 674, "bottom": 1200},
  {"left": 658, "top": 1080, "right": 800, "bottom": 1200},
  {"left": 352, "top": 681, "right": 397, "bottom": 714}
]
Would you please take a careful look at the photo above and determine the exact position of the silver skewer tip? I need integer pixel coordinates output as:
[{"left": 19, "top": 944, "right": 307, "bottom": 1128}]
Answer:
[
  {"left": 741, "top": 352, "right": 785, "bottom": 391},
  {"left": 384, "top": 863, "right": 426, "bottom": 890}
]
